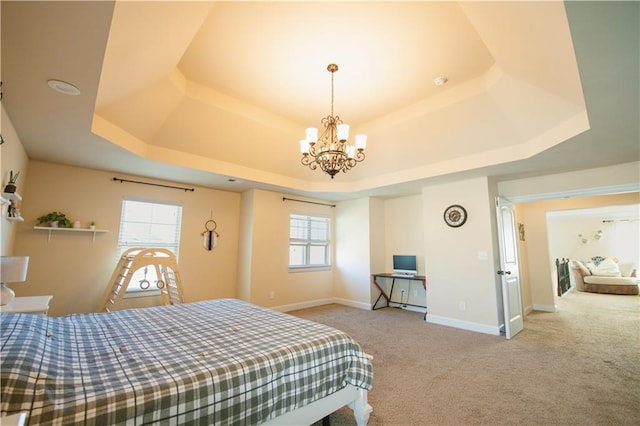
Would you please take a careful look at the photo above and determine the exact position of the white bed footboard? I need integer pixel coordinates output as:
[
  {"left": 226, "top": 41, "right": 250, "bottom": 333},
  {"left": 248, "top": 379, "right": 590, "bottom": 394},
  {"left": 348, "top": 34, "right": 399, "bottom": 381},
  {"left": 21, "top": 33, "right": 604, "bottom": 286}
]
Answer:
[
  {"left": 349, "top": 387, "right": 373, "bottom": 426},
  {"left": 262, "top": 384, "right": 371, "bottom": 426}
]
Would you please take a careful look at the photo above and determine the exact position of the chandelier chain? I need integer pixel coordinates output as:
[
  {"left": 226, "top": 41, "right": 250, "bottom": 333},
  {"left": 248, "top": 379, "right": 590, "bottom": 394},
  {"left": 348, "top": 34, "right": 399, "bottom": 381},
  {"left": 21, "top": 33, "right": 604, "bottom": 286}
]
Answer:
[{"left": 330, "top": 66, "right": 334, "bottom": 118}]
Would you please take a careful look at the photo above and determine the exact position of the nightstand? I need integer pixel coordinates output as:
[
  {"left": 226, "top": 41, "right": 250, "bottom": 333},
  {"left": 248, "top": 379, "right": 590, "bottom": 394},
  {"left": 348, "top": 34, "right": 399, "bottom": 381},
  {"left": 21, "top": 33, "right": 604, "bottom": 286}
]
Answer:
[{"left": 0, "top": 296, "right": 53, "bottom": 315}]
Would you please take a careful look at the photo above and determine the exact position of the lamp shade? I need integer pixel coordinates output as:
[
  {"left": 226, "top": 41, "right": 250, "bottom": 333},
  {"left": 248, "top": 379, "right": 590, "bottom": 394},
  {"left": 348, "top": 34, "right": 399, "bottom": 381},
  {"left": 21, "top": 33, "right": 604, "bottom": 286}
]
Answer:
[
  {"left": 0, "top": 256, "right": 29, "bottom": 306},
  {"left": 0, "top": 256, "right": 29, "bottom": 283}
]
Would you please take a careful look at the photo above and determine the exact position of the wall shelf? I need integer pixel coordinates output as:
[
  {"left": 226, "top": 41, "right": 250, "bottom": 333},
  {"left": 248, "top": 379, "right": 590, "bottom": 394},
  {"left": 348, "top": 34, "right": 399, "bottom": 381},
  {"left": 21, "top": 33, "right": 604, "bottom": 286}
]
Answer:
[
  {"left": 34, "top": 226, "right": 109, "bottom": 243},
  {"left": 1, "top": 192, "right": 22, "bottom": 203},
  {"left": 2, "top": 192, "right": 23, "bottom": 221}
]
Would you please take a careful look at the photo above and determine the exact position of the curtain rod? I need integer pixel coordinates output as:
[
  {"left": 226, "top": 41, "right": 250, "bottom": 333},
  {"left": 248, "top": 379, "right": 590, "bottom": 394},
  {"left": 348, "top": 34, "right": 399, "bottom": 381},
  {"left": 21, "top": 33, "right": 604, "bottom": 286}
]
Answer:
[
  {"left": 113, "top": 177, "right": 195, "bottom": 192},
  {"left": 282, "top": 197, "right": 335, "bottom": 208}
]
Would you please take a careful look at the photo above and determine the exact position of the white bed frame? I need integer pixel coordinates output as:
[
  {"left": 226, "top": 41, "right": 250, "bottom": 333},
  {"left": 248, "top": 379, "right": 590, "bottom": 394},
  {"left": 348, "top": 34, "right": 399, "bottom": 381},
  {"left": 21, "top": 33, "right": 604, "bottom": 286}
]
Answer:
[
  {"left": 263, "top": 385, "right": 372, "bottom": 426},
  {"left": 2, "top": 387, "right": 371, "bottom": 426}
]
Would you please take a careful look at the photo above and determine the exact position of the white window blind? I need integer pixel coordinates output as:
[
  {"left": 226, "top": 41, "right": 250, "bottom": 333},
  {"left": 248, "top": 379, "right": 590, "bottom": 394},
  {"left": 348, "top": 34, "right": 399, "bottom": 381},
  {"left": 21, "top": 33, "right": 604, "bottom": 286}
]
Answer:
[{"left": 289, "top": 214, "right": 331, "bottom": 268}]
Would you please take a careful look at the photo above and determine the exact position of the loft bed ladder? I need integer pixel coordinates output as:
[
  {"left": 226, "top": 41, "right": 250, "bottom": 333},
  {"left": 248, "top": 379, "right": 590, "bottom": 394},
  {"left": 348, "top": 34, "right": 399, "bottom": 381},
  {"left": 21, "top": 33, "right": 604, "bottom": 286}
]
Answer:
[{"left": 98, "top": 248, "right": 184, "bottom": 312}]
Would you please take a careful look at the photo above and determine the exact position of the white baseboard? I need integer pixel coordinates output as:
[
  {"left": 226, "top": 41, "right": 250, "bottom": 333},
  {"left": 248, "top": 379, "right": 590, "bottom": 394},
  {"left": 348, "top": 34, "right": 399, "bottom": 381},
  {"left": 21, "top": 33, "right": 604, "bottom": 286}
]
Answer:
[
  {"left": 524, "top": 304, "right": 534, "bottom": 315},
  {"left": 426, "top": 314, "right": 501, "bottom": 336},
  {"left": 332, "top": 297, "right": 373, "bottom": 311},
  {"left": 274, "top": 298, "right": 498, "bottom": 337},
  {"left": 272, "top": 298, "right": 335, "bottom": 313},
  {"left": 532, "top": 303, "right": 557, "bottom": 312},
  {"left": 273, "top": 297, "right": 373, "bottom": 313}
]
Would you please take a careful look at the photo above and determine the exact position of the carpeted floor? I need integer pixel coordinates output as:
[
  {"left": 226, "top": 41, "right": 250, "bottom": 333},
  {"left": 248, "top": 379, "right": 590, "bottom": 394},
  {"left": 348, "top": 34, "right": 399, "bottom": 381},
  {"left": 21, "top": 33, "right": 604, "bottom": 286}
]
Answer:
[{"left": 294, "top": 290, "right": 639, "bottom": 425}]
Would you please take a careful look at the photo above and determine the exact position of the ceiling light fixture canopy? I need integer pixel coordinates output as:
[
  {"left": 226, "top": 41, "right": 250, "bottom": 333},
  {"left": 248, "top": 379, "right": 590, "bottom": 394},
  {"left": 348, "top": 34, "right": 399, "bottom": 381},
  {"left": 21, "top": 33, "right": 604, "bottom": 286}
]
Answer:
[{"left": 300, "top": 64, "right": 366, "bottom": 179}]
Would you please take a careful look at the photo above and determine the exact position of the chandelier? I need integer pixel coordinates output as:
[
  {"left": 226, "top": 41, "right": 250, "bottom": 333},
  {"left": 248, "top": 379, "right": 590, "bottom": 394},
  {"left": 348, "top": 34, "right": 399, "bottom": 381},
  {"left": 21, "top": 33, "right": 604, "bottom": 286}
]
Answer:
[{"left": 299, "top": 64, "right": 367, "bottom": 179}]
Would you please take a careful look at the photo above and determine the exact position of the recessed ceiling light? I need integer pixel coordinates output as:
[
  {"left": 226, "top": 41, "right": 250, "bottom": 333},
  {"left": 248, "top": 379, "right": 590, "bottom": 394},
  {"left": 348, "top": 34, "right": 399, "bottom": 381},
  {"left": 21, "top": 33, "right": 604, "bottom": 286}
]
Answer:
[
  {"left": 433, "top": 76, "right": 448, "bottom": 87},
  {"left": 47, "top": 79, "right": 81, "bottom": 95}
]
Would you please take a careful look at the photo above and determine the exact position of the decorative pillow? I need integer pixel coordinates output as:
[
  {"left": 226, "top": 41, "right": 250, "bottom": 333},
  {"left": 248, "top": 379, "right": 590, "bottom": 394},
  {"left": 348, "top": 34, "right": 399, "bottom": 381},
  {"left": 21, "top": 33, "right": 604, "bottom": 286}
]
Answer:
[
  {"left": 618, "top": 262, "right": 636, "bottom": 277},
  {"left": 572, "top": 260, "right": 591, "bottom": 276},
  {"left": 590, "top": 257, "right": 622, "bottom": 277}
]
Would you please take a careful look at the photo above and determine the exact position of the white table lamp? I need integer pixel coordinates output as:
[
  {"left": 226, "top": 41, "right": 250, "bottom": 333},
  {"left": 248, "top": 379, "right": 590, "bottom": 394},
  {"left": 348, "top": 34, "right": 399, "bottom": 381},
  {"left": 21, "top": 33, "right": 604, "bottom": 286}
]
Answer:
[{"left": 0, "top": 256, "right": 29, "bottom": 305}]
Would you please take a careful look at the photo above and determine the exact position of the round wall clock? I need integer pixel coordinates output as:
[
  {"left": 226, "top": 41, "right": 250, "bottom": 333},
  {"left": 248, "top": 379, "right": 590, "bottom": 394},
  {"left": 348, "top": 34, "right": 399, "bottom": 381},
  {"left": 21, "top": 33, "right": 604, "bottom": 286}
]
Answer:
[{"left": 444, "top": 204, "right": 467, "bottom": 228}]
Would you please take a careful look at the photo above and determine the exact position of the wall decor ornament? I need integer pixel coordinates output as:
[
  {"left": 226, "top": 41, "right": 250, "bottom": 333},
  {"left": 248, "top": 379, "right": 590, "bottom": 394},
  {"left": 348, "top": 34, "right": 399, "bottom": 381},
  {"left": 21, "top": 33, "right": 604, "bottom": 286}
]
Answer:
[{"left": 201, "top": 219, "right": 219, "bottom": 251}]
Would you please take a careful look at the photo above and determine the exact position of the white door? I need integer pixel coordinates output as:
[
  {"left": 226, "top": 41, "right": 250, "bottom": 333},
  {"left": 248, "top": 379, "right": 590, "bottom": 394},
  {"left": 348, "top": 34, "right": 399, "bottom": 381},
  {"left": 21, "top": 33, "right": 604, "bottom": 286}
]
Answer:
[{"left": 496, "top": 197, "right": 524, "bottom": 339}]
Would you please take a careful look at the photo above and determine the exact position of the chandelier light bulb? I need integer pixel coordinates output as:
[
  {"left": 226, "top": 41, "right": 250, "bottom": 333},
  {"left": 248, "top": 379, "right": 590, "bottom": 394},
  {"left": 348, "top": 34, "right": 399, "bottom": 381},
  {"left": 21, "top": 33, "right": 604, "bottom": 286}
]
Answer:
[
  {"left": 337, "top": 124, "right": 349, "bottom": 142},
  {"left": 305, "top": 128, "right": 318, "bottom": 143},
  {"left": 355, "top": 134, "right": 367, "bottom": 150},
  {"left": 347, "top": 145, "right": 356, "bottom": 159}
]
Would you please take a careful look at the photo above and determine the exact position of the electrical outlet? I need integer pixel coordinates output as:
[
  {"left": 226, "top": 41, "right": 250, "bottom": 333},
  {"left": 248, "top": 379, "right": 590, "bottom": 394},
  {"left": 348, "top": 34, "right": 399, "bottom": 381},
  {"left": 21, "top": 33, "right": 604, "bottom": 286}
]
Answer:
[
  {"left": 459, "top": 301, "right": 466, "bottom": 311},
  {"left": 269, "top": 291, "right": 275, "bottom": 300}
]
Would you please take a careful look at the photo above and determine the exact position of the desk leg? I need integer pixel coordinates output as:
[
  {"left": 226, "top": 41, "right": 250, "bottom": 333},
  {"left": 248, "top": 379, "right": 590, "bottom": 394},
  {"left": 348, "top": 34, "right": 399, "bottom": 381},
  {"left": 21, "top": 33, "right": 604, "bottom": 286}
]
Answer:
[
  {"left": 371, "top": 276, "right": 390, "bottom": 310},
  {"left": 389, "top": 278, "right": 398, "bottom": 306},
  {"left": 421, "top": 278, "right": 427, "bottom": 320}
]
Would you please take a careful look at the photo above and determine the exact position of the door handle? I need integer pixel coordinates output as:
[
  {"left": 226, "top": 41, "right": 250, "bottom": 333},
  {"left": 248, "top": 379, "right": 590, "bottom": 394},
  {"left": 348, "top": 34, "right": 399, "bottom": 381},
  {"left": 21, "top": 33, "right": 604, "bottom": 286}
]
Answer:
[{"left": 497, "top": 270, "right": 511, "bottom": 275}]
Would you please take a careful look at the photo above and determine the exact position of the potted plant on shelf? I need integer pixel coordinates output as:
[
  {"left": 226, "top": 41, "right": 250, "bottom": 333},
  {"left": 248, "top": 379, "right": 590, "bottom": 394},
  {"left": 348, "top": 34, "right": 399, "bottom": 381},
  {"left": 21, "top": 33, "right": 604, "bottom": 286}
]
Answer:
[
  {"left": 89, "top": 221, "right": 96, "bottom": 230},
  {"left": 36, "top": 211, "right": 72, "bottom": 228}
]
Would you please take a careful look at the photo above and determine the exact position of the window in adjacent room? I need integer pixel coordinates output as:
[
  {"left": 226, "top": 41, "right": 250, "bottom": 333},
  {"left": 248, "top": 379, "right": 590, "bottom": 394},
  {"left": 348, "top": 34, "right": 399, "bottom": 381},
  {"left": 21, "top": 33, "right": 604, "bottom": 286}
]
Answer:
[
  {"left": 117, "top": 199, "right": 183, "bottom": 294},
  {"left": 289, "top": 214, "right": 331, "bottom": 269}
]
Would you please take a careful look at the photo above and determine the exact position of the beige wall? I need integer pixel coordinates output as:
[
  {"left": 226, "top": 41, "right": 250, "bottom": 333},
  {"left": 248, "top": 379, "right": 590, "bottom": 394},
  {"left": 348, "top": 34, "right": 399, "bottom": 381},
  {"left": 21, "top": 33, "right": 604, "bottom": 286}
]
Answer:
[
  {"left": 518, "top": 192, "right": 639, "bottom": 311},
  {"left": 375, "top": 194, "right": 426, "bottom": 307},
  {"left": 1, "top": 106, "right": 30, "bottom": 255},
  {"left": 13, "top": 161, "right": 241, "bottom": 316},
  {"left": 368, "top": 197, "right": 386, "bottom": 303},
  {"left": 237, "top": 189, "right": 255, "bottom": 302},
  {"left": 422, "top": 176, "right": 500, "bottom": 334},
  {"left": 384, "top": 195, "right": 424, "bottom": 273},
  {"left": 333, "top": 197, "right": 374, "bottom": 308},
  {"left": 240, "top": 189, "right": 334, "bottom": 309}
]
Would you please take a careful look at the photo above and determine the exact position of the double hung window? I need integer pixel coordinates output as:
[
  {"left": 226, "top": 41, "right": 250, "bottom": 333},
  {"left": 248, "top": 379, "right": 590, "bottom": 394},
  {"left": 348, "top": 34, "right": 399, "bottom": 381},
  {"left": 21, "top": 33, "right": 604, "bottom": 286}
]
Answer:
[
  {"left": 289, "top": 214, "right": 331, "bottom": 269},
  {"left": 117, "top": 199, "right": 182, "bottom": 293}
]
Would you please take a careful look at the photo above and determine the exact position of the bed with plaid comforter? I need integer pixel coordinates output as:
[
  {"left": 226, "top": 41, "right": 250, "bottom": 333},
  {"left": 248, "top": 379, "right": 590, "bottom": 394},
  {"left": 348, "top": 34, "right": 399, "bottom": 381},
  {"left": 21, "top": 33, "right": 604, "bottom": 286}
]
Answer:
[{"left": 1, "top": 298, "right": 373, "bottom": 425}]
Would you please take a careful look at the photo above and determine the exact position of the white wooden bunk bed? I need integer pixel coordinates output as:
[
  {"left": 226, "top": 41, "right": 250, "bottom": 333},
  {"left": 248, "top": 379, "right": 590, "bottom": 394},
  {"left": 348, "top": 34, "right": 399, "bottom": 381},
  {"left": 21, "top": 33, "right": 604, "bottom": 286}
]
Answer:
[{"left": 1, "top": 299, "right": 373, "bottom": 425}]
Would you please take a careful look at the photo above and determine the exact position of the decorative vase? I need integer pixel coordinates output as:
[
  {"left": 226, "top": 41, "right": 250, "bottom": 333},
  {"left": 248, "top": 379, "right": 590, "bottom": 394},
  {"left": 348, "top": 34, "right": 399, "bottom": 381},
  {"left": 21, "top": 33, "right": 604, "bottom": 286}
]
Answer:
[
  {"left": 3, "top": 183, "right": 16, "bottom": 193},
  {"left": 50, "top": 221, "right": 58, "bottom": 228}
]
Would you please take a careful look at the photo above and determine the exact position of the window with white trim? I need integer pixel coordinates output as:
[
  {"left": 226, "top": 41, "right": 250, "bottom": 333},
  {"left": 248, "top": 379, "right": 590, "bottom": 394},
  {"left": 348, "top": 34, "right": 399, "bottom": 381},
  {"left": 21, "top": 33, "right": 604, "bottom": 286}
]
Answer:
[
  {"left": 117, "top": 200, "right": 182, "bottom": 293},
  {"left": 289, "top": 214, "right": 331, "bottom": 268}
]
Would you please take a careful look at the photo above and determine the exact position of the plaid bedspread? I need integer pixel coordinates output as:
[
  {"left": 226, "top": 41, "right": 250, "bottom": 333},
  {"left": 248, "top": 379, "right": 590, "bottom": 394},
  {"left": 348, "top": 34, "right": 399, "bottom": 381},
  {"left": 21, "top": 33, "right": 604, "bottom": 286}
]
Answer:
[{"left": 1, "top": 299, "right": 373, "bottom": 425}]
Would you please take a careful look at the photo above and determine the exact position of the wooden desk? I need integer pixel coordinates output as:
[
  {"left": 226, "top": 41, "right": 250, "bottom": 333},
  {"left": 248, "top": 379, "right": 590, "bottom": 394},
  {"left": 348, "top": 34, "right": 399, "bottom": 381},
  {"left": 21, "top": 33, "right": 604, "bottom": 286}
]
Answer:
[{"left": 371, "top": 274, "right": 426, "bottom": 317}]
